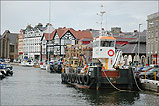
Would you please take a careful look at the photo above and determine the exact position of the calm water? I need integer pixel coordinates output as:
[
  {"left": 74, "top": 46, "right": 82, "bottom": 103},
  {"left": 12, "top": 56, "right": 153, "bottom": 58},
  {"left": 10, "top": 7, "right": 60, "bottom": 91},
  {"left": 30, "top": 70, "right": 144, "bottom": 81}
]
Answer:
[{"left": 1, "top": 65, "right": 159, "bottom": 106}]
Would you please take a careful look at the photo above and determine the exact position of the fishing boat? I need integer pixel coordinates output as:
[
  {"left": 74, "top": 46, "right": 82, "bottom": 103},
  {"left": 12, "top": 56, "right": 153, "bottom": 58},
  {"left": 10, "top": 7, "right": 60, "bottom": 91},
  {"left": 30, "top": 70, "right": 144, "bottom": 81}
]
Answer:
[
  {"left": 61, "top": 36, "right": 140, "bottom": 90},
  {"left": 61, "top": 5, "right": 141, "bottom": 90}
]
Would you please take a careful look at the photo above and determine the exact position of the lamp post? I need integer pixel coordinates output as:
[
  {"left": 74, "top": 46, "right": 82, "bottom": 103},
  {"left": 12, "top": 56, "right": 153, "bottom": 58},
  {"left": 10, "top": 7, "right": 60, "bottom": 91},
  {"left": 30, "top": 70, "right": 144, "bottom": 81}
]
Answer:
[
  {"left": 47, "top": 0, "right": 51, "bottom": 64},
  {"left": 138, "top": 24, "right": 142, "bottom": 65}
]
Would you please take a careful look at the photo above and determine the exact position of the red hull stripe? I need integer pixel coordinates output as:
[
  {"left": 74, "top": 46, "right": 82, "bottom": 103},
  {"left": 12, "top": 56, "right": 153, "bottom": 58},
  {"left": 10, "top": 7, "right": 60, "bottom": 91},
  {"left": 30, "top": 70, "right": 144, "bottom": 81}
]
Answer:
[{"left": 101, "top": 71, "right": 119, "bottom": 77}]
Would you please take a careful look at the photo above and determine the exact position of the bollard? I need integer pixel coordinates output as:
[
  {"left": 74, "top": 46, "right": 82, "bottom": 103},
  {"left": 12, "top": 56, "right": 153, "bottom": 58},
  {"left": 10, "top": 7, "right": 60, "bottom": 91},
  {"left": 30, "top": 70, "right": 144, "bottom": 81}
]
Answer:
[
  {"left": 62, "top": 68, "right": 65, "bottom": 73},
  {"left": 154, "top": 72, "right": 156, "bottom": 80}
]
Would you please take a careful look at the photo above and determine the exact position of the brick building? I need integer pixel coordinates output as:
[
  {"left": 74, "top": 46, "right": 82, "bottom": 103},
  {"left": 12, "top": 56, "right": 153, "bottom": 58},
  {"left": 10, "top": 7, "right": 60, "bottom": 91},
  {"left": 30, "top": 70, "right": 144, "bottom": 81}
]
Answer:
[{"left": 0, "top": 30, "right": 19, "bottom": 62}]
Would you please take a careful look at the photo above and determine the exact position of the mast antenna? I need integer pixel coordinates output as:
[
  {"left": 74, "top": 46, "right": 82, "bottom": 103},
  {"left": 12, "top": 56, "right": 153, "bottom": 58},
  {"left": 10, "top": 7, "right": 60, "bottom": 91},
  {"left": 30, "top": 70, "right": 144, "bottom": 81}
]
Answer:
[{"left": 97, "top": 4, "right": 105, "bottom": 36}]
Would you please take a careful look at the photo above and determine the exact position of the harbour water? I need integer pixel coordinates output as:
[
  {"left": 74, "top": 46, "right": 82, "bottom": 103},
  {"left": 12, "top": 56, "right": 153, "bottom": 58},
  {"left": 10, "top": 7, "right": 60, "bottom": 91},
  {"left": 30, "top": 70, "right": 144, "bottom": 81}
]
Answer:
[{"left": 1, "top": 65, "right": 159, "bottom": 105}]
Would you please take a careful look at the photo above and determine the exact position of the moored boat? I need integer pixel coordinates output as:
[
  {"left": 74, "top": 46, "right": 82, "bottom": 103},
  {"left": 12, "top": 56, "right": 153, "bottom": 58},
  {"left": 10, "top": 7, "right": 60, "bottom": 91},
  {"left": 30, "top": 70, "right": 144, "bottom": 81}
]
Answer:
[
  {"left": 61, "top": 36, "right": 140, "bottom": 90},
  {"left": 21, "top": 59, "right": 34, "bottom": 67},
  {"left": 40, "top": 62, "right": 47, "bottom": 70},
  {"left": 0, "top": 63, "right": 13, "bottom": 80}
]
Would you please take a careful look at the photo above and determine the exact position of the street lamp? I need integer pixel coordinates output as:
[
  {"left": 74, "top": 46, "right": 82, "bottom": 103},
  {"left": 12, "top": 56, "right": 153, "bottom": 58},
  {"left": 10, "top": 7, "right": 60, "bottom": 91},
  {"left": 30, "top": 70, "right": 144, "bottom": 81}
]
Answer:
[{"left": 138, "top": 24, "right": 142, "bottom": 65}]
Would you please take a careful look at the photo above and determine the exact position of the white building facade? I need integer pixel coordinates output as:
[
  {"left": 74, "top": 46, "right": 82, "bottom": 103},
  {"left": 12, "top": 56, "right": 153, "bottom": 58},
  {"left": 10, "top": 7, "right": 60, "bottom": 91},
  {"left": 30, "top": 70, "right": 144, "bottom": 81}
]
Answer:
[
  {"left": 23, "top": 23, "right": 54, "bottom": 61},
  {"left": 41, "top": 28, "right": 93, "bottom": 61}
]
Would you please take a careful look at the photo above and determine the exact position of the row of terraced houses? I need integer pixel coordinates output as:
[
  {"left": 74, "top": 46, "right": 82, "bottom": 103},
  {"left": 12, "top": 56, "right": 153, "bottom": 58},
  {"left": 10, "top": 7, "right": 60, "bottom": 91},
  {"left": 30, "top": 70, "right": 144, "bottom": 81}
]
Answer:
[{"left": 0, "top": 12, "right": 158, "bottom": 65}]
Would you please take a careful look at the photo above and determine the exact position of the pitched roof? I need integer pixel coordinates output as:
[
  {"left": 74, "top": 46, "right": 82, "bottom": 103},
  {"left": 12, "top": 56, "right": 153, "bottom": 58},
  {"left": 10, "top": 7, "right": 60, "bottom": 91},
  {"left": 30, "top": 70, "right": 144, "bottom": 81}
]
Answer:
[
  {"left": 44, "top": 30, "right": 56, "bottom": 40},
  {"left": 128, "top": 35, "right": 146, "bottom": 43},
  {"left": 8, "top": 33, "right": 18, "bottom": 45},
  {"left": 1, "top": 30, "right": 10, "bottom": 38},
  {"left": 44, "top": 27, "right": 93, "bottom": 41},
  {"left": 121, "top": 43, "right": 146, "bottom": 54},
  {"left": 57, "top": 28, "right": 68, "bottom": 38},
  {"left": 75, "top": 30, "right": 93, "bottom": 40},
  {"left": 1, "top": 30, "right": 18, "bottom": 45}
]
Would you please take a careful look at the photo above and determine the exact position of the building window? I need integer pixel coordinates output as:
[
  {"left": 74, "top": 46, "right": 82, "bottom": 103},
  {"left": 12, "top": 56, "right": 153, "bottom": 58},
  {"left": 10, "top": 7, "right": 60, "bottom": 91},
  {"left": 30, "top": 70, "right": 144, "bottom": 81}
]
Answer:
[
  {"left": 10, "top": 45, "right": 14, "bottom": 52},
  {"left": 156, "top": 20, "right": 158, "bottom": 26},
  {"left": 156, "top": 31, "right": 158, "bottom": 37}
]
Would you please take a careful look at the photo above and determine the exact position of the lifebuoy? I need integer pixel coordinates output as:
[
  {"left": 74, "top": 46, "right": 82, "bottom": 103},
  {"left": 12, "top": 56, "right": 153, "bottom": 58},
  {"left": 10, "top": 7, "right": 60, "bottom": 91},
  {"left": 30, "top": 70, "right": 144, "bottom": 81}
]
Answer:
[{"left": 108, "top": 49, "right": 115, "bottom": 56}]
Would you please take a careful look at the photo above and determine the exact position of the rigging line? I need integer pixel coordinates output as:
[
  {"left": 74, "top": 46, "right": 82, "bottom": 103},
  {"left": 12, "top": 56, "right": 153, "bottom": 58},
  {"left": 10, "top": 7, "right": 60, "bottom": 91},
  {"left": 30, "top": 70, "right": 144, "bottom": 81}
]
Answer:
[
  {"left": 132, "top": 44, "right": 137, "bottom": 60},
  {"left": 131, "top": 67, "right": 142, "bottom": 91},
  {"left": 113, "top": 50, "right": 120, "bottom": 68}
]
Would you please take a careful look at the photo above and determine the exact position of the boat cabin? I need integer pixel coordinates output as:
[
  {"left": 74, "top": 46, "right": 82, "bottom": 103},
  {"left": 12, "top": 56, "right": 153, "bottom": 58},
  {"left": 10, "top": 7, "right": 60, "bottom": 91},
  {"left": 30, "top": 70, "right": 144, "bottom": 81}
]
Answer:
[{"left": 93, "top": 36, "right": 116, "bottom": 70}]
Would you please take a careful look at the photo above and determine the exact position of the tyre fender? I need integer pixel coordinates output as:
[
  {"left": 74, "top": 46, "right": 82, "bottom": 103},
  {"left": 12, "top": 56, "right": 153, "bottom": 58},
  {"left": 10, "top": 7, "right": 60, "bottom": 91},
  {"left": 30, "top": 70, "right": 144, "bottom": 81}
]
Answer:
[
  {"left": 80, "top": 75, "right": 84, "bottom": 85},
  {"left": 83, "top": 75, "right": 90, "bottom": 85}
]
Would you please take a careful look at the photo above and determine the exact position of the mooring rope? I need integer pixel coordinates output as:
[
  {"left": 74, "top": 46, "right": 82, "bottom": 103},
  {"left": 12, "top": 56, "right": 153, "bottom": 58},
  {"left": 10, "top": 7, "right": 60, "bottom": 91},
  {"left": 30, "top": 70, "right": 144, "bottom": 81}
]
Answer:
[
  {"left": 131, "top": 68, "right": 142, "bottom": 91},
  {"left": 103, "top": 67, "right": 144, "bottom": 92},
  {"left": 103, "top": 71, "right": 127, "bottom": 92}
]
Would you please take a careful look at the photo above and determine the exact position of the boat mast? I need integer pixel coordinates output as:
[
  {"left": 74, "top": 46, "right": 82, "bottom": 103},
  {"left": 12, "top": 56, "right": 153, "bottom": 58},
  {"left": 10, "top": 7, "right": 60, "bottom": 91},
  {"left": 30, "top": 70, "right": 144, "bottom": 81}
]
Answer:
[
  {"left": 97, "top": 4, "right": 105, "bottom": 36},
  {"left": 48, "top": 0, "right": 51, "bottom": 63}
]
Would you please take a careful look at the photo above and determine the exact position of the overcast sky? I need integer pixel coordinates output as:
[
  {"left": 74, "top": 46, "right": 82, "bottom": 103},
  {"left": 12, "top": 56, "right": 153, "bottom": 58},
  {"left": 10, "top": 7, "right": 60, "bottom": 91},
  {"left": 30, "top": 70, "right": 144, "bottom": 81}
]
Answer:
[{"left": 1, "top": 1, "right": 158, "bottom": 34}]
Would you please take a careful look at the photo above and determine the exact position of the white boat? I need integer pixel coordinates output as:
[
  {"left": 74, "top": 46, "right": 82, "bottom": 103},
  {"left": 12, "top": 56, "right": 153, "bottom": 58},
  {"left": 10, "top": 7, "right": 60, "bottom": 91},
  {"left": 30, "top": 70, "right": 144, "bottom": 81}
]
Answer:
[
  {"left": 21, "top": 60, "right": 34, "bottom": 67},
  {"left": 40, "top": 62, "right": 47, "bottom": 70}
]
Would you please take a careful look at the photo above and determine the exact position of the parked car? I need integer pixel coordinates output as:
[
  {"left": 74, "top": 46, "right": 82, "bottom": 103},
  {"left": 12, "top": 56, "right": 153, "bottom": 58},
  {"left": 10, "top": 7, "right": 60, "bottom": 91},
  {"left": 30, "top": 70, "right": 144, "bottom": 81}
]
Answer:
[
  {"left": 149, "top": 64, "right": 159, "bottom": 68},
  {"left": 139, "top": 68, "right": 159, "bottom": 79},
  {"left": 133, "top": 66, "right": 143, "bottom": 76},
  {"left": 137, "top": 66, "right": 152, "bottom": 74}
]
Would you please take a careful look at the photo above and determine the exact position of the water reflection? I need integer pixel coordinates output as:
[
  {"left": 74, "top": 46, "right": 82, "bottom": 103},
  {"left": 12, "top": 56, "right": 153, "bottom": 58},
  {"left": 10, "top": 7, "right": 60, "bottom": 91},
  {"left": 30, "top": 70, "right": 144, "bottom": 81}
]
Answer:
[
  {"left": 75, "top": 89, "right": 140, "bottom": 105},
  {"left": 1, "top": 66, "right": 158, "bottom": 106}
]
